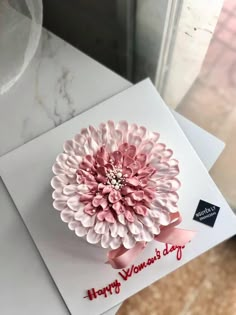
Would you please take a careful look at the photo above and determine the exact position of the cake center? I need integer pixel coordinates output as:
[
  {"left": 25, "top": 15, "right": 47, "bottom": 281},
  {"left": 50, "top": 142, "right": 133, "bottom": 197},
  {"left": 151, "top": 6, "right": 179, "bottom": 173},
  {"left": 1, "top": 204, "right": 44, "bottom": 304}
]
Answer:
[{"left": 106, "top": 167, "right": 126, "bottom": 190}]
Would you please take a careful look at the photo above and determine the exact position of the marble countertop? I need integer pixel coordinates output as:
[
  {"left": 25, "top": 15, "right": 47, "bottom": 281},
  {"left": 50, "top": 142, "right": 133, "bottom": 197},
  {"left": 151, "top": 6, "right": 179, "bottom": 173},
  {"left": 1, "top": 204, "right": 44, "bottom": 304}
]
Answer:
[{"left": 0, "top": 30, "right": 131, "bottom": 157}]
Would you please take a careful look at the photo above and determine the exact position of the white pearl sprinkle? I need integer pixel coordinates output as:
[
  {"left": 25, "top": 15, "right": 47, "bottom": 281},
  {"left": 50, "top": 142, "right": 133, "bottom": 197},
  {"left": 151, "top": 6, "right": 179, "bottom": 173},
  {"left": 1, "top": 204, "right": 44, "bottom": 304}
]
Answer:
[
  {"left": 115, "top": 185, "right": 119, "bottom": 190},
  {"left": 111, "top": 179, "right": 116, "bottom": 185},
  {"left": 117, "top": 172, "right": 122, "bottom": 178}
]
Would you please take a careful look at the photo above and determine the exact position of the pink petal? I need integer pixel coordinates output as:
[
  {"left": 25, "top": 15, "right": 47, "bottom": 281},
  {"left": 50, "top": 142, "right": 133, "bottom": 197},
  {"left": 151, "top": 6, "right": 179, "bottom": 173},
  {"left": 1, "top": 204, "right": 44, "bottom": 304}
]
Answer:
[
  {"left": 94, "top": 221, "right": 108, "bottom": 234},
  {"left": 110, "top": 222, "right": 118, "bottom": 237},
  {"left": 53, "top": 200, "right": 67, "bottom": 211},
  {"left": 96, "top": 166, "right": 106, "bottom": 176},
  {"left": 101, "top": 232, "right": 111, "bottom": 248},
  {"left": 130, "top": 191, "right": 144, "bottom": 201},
  {"left": 75, "top": 225, "right": 88, "bottom": 237},
  {"left": 110, "top": 237, "right": 122, "bottom": 249},
  {"left": 51, "top": 175, "right": 68, "bottom": 190},
  {"left": 63, "top": 185, "right": 78, "bottom": 195},
  {"left": 129, "top": 135, "right": 142, "bottom": 148},
  {"left": 67, "top": 196, "right": 81, "bottom": 211},
  {"left": 128, "top": 221, "right": 143, "bottom": 235},
  {"left": 124, "top": 210, "right": 135, "bottom": 223},
  {"left": 105, "top": 211, "right": 116, "bottom": 223},
  {"left": 79, "top": 194, "right": 93, "bottom": 203},
  {"left": 108, "top": 190, "right": 122, "bottom": 203},
  {"left": 129, "top": 161, "right": 141, "bottom": 174},
  {"left": 92, "top": 194, "right": 104, "bottom": 207},
  {"left": 117, "top": 224, "right": 128, "bottom": 237},
  {"left": 117, "top": 121, "right": 128, "bottom": 141},
  {"left": 121, "top": 186, "right": 134, "bottom": 195},
  {"left": 68, "top": 221, "right": 81, "bottom": 230},
  {"left": 84, "top": 203, "right": 96, "bottom": 216},
  {"left": 157, "top": 211, "right": 170, "bottom": 226},
  {"left": 119, "top": 142, "right": 129, "bottom": 153},
  {"left": 97, "top": 211, "right": 107, "bottom": 221},
  {"left": 138, "top": 215, "right": 154, "bottom": 227},
  {"left": 118, "top": 214, "right": 126, "bottom": 225},
  {"left": 135, "top": 154, "right": 147, "bottom": 168},
  {"left": 140, "top": 141, "right": 154, "bottom": 154},
  {"left": 136, "top": 126, "right": 147, "bottom": 138},
  {"left": 126, "top": 177, "right": 140, "bottom": 186},
  {"left": 150, "top": 132, "right": 160, "bottom": 142},
  {"left": 123, "top": 233, "right": 136, "bottom": 249},
  {"left": 110, "top": 150, "right": 122, "bottom": 165},
  {"left": 81, "top": 214, "right": 96, "bottom": 227},
  {"left": 102, "top": 185, "right": 112, "bottom": 194},
  {"left": 134, "top": 204, "right": 148, "bottom": 216},
  {"left": 123, "top": 155, "right": 134, "bottom": 167},
  {"left": 74, "top": 134, "right": 86, "bottom": 146},
  {"left": 86, "top": 229, "right": 101, "bottom": 244},
  {"left": 60, "top": 210, "right": 74, "bottom": 222},
  {"left": 124, "top": 197, "right": 135, "bottom": 206},
  {"left": 126, "top": 145, "right": 136, "bottom": 158},
  {"left": 112, "top": 201, "right": 125, "bottom": 214}
]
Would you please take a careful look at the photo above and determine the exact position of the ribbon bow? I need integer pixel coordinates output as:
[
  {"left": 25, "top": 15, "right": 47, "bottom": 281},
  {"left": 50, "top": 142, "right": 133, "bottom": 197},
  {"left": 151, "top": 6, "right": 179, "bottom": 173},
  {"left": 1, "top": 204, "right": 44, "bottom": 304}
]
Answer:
[{"left": 107, "top": 212, "right": 196, "bottom": 269}]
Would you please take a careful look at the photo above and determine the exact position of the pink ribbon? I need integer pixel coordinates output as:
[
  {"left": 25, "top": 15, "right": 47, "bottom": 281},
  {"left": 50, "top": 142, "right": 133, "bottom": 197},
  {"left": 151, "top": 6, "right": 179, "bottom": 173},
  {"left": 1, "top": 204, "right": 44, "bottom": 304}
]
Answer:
[{"left": 107, "top": 212, "right": 196, "bottom": 269}]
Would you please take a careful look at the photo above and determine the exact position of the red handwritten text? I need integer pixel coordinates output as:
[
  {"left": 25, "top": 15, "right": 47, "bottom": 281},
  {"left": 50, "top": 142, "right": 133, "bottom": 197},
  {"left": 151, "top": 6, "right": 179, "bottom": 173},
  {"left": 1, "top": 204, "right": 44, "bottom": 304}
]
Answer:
[{"left": 84, "top": 279, "right": 121, "bottom": 301}]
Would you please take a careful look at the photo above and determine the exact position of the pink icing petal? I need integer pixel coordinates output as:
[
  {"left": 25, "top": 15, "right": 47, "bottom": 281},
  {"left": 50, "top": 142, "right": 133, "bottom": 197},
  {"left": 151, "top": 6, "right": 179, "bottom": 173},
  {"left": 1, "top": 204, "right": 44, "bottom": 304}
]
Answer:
[
  {"left": 123, "top": 155, "right": 134, "bottom": 167},
  {"left": 84, "top": 203, "right": 96, "bottom": 216},
  {"left": 130, "top": 191, "right": 144, "bottom": 201},
  {"left": 134, "top": 205, "right": 148, "bottom": 216},
  {"left": 97, "top": 211, "right": 107, "bottom": 221},
  {"left": 74, "top": 134, "right": 86, "bottom": 146},
  {"left": 67, "top": 196, "right": 81, "bottom": 211},
  {"left": 126, "top": 177, "right": 140, "bottom": 187},
  {"left": 110, "top": 221, "right": 118, "bottom": 237},
  {"left": 135, "top": 154, "right": 147, "bottom": 168},
  {"left": 94, "top": 221, "right": 108, "bottom": 234},
  {"left": 92, "top": 194, "right": 104, "bottom": 207},
  {"left": 126, "top": 145, "right": 136, "bottom": 158},
  {"left": 128, "top": 221, "right": 143, "bottom": 235},
  {"left": 51, "top": 175, "right": 68, "bottom": 190},
  {"left": 124, "top": 209, "right": 135, "bottom": 223},
  {"left": 81, "top": 214, "right": 96, "bottom": 227},
  {"left": 121, "top": 186, "right": 134, "bottom": 195},
  {"left": 112, "top": 201, "right": 125, "bottom": 214},
  {"left": 60, "top": 210, "right": 74, "bottom": 223},
  {"left": 102, "top": 185, "right": 113, "bottom": 194},
  {"left": 53, "top": 200, "right": 67, "bottom": 211},
  {"left": 110, "top": 150, "right": 122, "bottom": 165},
  {"left": 118, "top": 142, "right": 129, "bottom": 153},
  {"left": 75, "top": 225, "right": 88, "bottom": 237},
  {"left": 101, "top": 232, "right": 111, "bottom": 248},
  {"left": 79, "top": 193, "right": 93, "bottom": 203},
  {"left": 110, "top": 237, "right": 122, "bottom": 249},
  {"left": 122, "top": 167, "right": 132, "bottom": 178},
  {"left": 96, "top": 166, "right": 106, "bottom": 176},
  {"left": 108, "top": 190, "right": 122, "bottom": 203},
  {"left": 86, "top": 229, "right": 101, "bottom": 244},
  {"left": 105, "top": 211, "right": 116, "bottom": 223},
  {"left": 123, "top": 233, "right": 136, "bottom": 249},
  {"left": 124, "top": 196, "right": 136, "bottom": 206}
]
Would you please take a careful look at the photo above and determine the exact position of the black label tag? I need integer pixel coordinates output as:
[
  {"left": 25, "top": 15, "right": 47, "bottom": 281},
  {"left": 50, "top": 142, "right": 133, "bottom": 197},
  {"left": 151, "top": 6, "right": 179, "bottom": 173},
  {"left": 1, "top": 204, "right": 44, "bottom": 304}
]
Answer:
[{"left": 193, "top": 200, "right": 220, "bottom": 227}]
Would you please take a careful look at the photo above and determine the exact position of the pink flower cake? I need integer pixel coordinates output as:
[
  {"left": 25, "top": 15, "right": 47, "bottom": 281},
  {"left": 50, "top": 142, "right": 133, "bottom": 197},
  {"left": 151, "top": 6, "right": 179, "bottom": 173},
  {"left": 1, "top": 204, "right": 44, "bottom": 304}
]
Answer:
[{"left": 51, "top": 121, "right": 180, "bottom": 250}]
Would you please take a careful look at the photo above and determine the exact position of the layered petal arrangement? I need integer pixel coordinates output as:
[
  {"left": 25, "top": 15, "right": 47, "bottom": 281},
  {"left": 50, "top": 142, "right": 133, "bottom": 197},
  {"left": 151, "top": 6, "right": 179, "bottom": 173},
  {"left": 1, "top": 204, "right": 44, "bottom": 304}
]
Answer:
[{"left": 51, "top": 121, "right": 181, "bottom": 249}]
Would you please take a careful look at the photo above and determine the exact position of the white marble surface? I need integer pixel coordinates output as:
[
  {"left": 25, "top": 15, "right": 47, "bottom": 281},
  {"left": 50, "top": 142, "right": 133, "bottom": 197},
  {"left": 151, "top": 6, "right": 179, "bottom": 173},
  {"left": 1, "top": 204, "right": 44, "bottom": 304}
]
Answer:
[{"left": 0, "top": 30, "right": 130, "bottom": 156}]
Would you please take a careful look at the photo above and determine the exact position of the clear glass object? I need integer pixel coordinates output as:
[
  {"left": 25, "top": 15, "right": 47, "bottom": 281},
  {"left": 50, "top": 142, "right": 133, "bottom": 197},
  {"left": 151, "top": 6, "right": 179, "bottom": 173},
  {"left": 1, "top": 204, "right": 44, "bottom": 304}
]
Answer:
[{"left": 0, "top": 0, "right": 42, "bottom": 94}]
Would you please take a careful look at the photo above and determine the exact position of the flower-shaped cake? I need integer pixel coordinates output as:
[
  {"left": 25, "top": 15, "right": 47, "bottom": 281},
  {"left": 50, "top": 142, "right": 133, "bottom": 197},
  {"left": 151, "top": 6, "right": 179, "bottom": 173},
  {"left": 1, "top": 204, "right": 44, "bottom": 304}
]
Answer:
[{"left": 51, "top": 121, "right": 180, "bottom": 249}]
